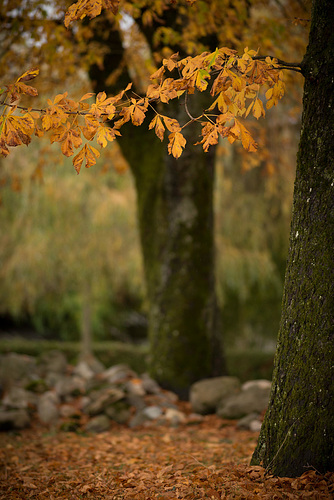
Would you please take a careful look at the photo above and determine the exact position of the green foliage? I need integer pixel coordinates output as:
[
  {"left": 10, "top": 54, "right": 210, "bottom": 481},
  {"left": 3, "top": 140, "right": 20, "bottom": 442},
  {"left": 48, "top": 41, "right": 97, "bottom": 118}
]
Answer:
[{"left": 0, "top": 139, "right": 145, "bottom": 341}]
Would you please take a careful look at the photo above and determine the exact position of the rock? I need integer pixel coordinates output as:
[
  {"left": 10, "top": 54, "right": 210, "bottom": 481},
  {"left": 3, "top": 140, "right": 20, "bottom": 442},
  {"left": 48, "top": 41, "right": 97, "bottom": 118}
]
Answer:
[
  {"left": 143, "top": 406, "right": 162, "bottom": 420},
  {"left": 190, "top": 377, "right": 241, "bottom": 414},
  {"left": 0, "top": 409, "right": 30, "bottom": 430},
  {"left": 54, "top": 375, "right": 86, "bottom": 400},
  {"left": 126, "top": 378, "right": 146, "bottom": 397},
  {"left": 242, "top": 380, "right": 271, "bottom": 391},
  {"left": 101, "top": 364, "right": 137, "bottom": 384},
  {"left": 37, "top": 391, "right": 60, "bottom": 425},
  {"left": 128, "top": 410, "right": 150, "bottom": 428},
  {"left": 73, "top": 361, "right": 95, "bottom": 380},
  {"left": 164, "top": 408, "right": 186, "bottom": 426},
  {"left": 38, "top": 350, "right": 68, "bottom": 376},
  {"left": 217, "top": 381, "right": 271, "bottom": 419},
  {"left": 59, "top": 404, "right": 81, "bottom": 419},
  {"left": 2, "top": 387, "right": 37, "bottom": 409},
  {"left": 140, "top": 373, "right": 161, "bottom": 394},
  {"left": 237, "top": 412, "right": 261, "bottom": 430},
  {"left": 85, "top": 414, "right": 111, "bottom": 433},
  {"left": 0, "top": 353, "right": 37, "bottom": 388},
  {"left": 105, "top": 402, "right": 131, "bottom": 424},
  {"left": 83, "top": 387, "right": 125, "bottom": 416}
]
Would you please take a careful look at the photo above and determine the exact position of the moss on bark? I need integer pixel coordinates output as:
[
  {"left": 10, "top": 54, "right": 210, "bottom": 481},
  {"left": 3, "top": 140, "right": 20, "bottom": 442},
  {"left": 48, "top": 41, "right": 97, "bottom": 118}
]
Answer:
[
  {"left": 251, "top": 0, "right": 334, "bottom": 477},
  {"left": 118, "top": 95, "right": 226, "bottom": 396}
]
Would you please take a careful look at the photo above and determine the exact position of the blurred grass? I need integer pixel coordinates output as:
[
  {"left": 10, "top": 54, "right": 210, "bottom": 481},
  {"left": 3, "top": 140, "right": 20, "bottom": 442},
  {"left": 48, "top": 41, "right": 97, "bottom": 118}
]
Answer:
[{"left": 0, "top": 338, "right": 274, "bottom": 382}]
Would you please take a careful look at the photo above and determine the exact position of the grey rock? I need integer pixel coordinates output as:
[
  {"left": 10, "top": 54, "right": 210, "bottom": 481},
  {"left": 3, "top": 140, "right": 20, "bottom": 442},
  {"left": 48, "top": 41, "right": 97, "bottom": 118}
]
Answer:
[
  {"left": 85, "top": 414, "right": 110, "bottom": 433},
  {"left": 37, "top": 391, "right": 60, "bottom": 424},
  {"left": 101, "top": 364, "right": 137, "bottom": 384},
  {"left": 128, "top": 410, "right": 150, "bottom": 428},
  {"left": 126, "top": 379, "right": 146, "bottom": 397},
  {"left": 83, "top": 387, "right": 125, "bottom": 416},
  {"left": 190, "top": 376, "right": 241, "bottom": 414},
  {"left": 0, "top": 409, "right": 30, "bottom": 430},
  {"left": 2, "top": 387, "right": 37, "bottom": 409},
  {"left": 217, "top": 383, "right": 271, "bottom": 419},
  {"left": 54, "top": 375, "right": 86, "bottom": 399},
  {"left": 0, "top": 353, "right": 37, "bottom": 387},
  {"left": 105, "top": 403, "right": 131, "bottom": 425},
  {"left": 73, "top": 361, "right": 95, "bottom": 380},
  {"left": 38, "top": 350, "right": 68, "bottom": 376},
  {"left": 140, "top": 373, "right": 161, "bottom": 394},
  {"left": 242, "top": 380, "right": 271, "bottom": 391},
  {"left": 164, "top": 408, "right": 186, "bottom": 425},
  {"left": 237, "top": 412, "right": 261, "bottom": 430},
  {"left": 143, "top": 406, "right": 162, "bottom": 420}
]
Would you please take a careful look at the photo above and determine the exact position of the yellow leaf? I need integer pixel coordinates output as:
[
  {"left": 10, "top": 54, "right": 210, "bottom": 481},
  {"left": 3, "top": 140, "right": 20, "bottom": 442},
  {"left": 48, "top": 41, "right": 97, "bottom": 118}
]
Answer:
[
  {"left": 73, "top": 144, "right": 100, "bottom": 174},
  {"left": 80, "top": 92, "right": 95, "bottom": 101},
  {"left": 16, "top": 67, "right": 39, "bottom": 83},
  {"left": 163, "top": 116, "right": 181, "bottom": 133},
  {"left": 252, "top": 98, "right": 265, "bottom": 119},
  {"left": 235, "top": 119, "right": 257, "bottom": 152},
  {"left": 149, "top": 115, "right": 165, "bottom": 141},
  {"left": 96, "top": 126, "right": 120, "bottom": 147},
  {"left": 168, "top": 132, "right": 186, "bottom": 159}
]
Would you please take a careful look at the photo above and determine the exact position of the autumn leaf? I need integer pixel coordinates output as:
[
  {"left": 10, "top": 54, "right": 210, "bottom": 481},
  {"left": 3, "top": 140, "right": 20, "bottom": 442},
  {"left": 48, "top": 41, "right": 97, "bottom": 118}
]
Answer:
[
  {"left": 163, "top": 116, "right": 181, "bottom": 133},
  {"left": 96, "top": 125, "right": 121, "bottom": 147},
  {"left": 168, "top": 132, "right": 186, "bottom": 158},
  {"left": 233, "top": 119, "right": 257, "bottom": 152},
  {"left": 16, "top": 67, "right": 39, "bottom": 83},
  {"left": 149, "top": 115, "right": 165, "bottom": 141},
  {"left": 252, "top": 98, "right": 265, "bottom": 119},
  {"left": 73, "top": 144, "right": 100, "bottom": 173}
]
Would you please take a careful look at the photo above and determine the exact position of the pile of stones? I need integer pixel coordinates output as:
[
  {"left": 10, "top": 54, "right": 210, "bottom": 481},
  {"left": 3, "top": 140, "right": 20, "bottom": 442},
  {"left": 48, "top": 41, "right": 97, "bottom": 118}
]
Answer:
[{"left": 0, "top": 351, "right": 271, "bottom": 433}]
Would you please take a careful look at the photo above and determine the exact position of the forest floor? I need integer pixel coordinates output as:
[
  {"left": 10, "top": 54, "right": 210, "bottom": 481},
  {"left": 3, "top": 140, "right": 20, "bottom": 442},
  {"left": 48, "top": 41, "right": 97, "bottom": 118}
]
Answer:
[{"left": 0, "top": 407, "right": 333, "bottom": 500}]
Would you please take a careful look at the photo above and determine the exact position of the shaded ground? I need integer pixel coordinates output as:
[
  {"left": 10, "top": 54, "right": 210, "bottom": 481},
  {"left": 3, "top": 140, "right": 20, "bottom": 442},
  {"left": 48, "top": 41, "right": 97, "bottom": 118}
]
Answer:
[{"left": 0, "top": 410, "right": 333, "bottom": 499}]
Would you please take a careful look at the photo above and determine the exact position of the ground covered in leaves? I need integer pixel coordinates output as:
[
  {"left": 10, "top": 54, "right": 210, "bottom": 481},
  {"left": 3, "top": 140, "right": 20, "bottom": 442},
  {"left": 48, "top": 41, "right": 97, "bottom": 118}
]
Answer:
[{"left": 0, "top": 410, "right": 333, "bottom": 499}]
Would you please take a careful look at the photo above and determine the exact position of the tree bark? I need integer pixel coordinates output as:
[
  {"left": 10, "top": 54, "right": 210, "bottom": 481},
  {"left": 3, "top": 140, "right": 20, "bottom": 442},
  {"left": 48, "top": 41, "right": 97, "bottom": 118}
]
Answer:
[
  {"left": 88, "top": 23, "right": 226, "bottom": 396},
  {"left": 251, "top": 0, "right": 334, "bottom": 476},
  {"left": 118, "top": 95, "right": 226, "bottom": 396}
]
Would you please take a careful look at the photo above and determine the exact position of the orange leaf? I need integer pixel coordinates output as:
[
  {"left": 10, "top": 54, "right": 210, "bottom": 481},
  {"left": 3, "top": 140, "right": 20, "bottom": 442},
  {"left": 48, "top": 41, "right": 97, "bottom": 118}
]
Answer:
[
  {"left": 149, "top": 115, "right": 165, "bottom": 142},
  {"left": 168, "top": 132, "right": 186, "bottom": 158},
  {"left": 16, "top": 67, "right": 39, "bottom": 83}
]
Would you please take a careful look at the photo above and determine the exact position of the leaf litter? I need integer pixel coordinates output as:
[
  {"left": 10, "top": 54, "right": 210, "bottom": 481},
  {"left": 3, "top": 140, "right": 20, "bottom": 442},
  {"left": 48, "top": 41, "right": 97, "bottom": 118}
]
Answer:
[{"left": 0, "top": 410, "right": 333, "bottom": 499}]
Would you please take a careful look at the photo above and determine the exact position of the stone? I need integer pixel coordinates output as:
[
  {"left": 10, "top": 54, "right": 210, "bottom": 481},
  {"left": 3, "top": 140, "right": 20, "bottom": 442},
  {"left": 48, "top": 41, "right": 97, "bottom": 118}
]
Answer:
[
  {"left": 126, "top": 378, "right": 146, "bottom": 397},
  {"left": 143, "top": 406, "right": 162, "bottom": 420},
  {"left": 190, "top": 377, "right": 241, "bottom": 414},
  {"left": 2, "top": 387, "right": 37, "bottom": 409},
  {"left": 85, "top": 414, "right": 110, "bottom": 433},
  {"left": 0, "top": 409, "right": 30, "bottom": 430},
  {"left": 164, "top": 408, "right": 186, "bottom": 425},
  {"left": 140, "top": 373, "right": 161, "bottom": 394},
  {"left": 237, "top": 412, "right": 261, "bottom": 430},
  {"left": 73, "top": 361, "right": 95, "bottom": 380},
  {"left": 83, "top": 387, "right": 125, "bottom": 416},
  {"left": 101, "top": 364, "right": 137, "bottom": 384},
  {"left": 0, "top": 353, "right": 37, "bottom": 388},
  {"left": 38, "top": 350, "right": 68, "bottom": 376},
  {"left": 105, "top": 403, "right": 131, "bottom": 425},
  {"left": 37, "top": 391, "right": 60, "bottom": 425},
  {"left": 54, "top": 375, "right": 86, "bottom": 399},
  {"left": 217, "top": 382, "right": 271, "bottom": 419}
]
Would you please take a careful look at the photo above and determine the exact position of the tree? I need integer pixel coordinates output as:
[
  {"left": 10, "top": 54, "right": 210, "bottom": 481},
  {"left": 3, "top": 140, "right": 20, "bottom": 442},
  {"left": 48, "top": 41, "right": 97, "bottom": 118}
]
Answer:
[
  {"left": 1, "top": 0, "right": 332, "bottom": 478},
  {"left": 251, "top": 0, "right": 334, "bottom": 476},
  {"left": 1, "top": 0, "right": 308, "bottom": 395}
]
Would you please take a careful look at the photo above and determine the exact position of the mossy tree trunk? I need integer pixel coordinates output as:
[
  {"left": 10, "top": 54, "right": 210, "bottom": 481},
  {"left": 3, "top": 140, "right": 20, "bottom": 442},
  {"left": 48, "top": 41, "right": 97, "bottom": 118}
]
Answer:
[
  {"left": 251, "top": 0, "right": 334, "bottom": 476},
  {"left": 117, "top": 96, "right": 225, "bottom": 396},
  {"left": 88, "top": 27, "right": 226, "bottom": 396}
]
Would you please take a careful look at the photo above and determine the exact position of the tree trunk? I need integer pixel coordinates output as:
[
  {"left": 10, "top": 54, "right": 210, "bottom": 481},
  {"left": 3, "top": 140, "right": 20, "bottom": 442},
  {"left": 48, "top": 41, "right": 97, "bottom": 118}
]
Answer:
[
  {"left": 118, "top": 95, "right": 226, "bottom": 397},
  {"left": 251, "top": 0, "right": 334, "bottom": 477}
]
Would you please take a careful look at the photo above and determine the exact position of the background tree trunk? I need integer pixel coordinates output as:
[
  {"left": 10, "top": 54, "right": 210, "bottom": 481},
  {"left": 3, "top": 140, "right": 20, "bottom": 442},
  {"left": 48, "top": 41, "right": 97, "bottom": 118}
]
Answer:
[
  {"left": 251, "top": 0, "right": 334, "bottom": 476},
  {"left": 118, "top": 95, "right": 226, "bottom": 396}
]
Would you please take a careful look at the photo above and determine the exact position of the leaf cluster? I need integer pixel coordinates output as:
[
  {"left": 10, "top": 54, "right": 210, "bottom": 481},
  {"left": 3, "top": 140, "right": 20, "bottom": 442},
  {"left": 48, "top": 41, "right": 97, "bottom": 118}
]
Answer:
[{"left": 0, "top": 46, "right": 288, "bottom": 168}]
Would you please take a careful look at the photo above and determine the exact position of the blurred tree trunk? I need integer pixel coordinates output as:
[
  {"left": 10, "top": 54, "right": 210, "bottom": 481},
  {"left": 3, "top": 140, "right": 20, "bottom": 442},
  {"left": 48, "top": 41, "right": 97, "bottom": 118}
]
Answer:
[
  {"left": 88, "top": 25, "right": 226, "bottom": 396},
  {"left": 80, "top": 281, "right": 93, "bottom": 361},
  {"left": 118, "top": 96, "right": 225, "bottom": 396},
  {"left": 251, "top": 0, "right": 334, "bottom": 476}
]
